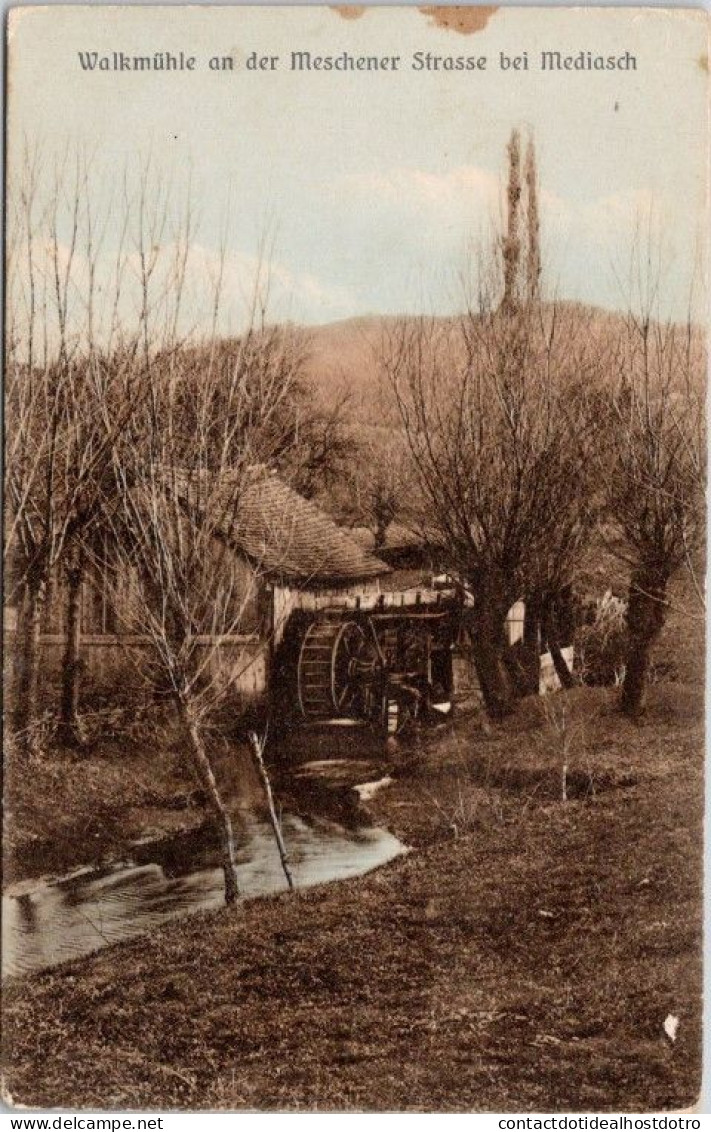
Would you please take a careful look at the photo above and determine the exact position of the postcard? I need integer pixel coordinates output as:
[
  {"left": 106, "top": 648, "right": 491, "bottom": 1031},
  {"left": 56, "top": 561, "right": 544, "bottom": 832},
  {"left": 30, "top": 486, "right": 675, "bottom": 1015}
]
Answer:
[{"left": 3, "top": 4, "right": 708, "bottom": 1114}]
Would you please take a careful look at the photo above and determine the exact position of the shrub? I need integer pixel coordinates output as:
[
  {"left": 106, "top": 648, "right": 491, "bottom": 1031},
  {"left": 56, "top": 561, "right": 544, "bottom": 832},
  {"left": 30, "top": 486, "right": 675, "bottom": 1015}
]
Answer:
[{"left": 576, "top": 590, "right": 628, "bottom": 686}]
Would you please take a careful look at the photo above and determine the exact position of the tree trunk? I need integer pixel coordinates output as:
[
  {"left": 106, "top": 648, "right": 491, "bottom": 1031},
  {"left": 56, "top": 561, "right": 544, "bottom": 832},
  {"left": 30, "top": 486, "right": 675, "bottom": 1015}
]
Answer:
[
  {"left": 468, "top": 587, "right": 515, "bottom": 720},
  {"left": 247, "top": 730, "right": 294, "bottom": 890},
  {"left": 11, "top": 574, "right": 43, "bottom": 753},
  {"left": 517, "top": 594, "right": 542, "bottom": 696},
  {"left": 543, "top": 601, "right": 576, "bottom": 690},
  {"left": 621, "top": 568, "right": 668, "bottom": 718},
  {"left": 57, "top": 553, "right": 85, "bottom": 747},
  {"left": 41, "top": 573, "right": 54, "bottom": 634},
  {"left": 373, "top": 517, "right": 389, "bottom": 553},
  {"left": 178, "top": 700, "right": 240, "bottom": 904}
]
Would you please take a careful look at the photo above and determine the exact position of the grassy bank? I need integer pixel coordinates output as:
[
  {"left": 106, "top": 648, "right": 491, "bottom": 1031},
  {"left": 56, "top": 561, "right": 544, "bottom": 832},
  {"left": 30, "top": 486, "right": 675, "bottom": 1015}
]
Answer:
[
  {"left": 2, "top": 675, "right": 703, "bottom": 1111},
  {"left": 2, "top": 703, "right": 282, "bottom": 887}
]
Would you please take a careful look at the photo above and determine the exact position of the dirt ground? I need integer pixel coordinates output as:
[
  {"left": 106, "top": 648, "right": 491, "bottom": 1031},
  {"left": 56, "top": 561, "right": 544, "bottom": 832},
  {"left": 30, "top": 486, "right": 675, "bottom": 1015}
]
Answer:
[{"left": 2, "top": 662, "right": 703, "bottom": 1111}]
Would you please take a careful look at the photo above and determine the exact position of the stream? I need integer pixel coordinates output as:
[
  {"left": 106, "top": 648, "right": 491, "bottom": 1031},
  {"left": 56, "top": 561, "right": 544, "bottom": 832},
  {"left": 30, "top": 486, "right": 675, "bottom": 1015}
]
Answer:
[{"left": 3, "top": 810, "right": 404, "bottom": 979}]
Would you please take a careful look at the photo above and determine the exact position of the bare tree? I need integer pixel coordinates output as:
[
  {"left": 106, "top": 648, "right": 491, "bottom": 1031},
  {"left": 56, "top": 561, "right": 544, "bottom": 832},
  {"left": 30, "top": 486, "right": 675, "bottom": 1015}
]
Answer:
[
  {"left": 598, "top": 292, "right": 705, "bottom": 716},
  {"left": 5, "top": 150, "right": 82, "bottom": 746},
  {"left": 181, "top": 336, "right": 356, "bottom": 503},
  {"left": 382, "top": 295, "right": 595, "bottom": 718},
  {"left": 498, "top": 127, "right": 542, "bottom": 314},
  {"left": 106, "top": 287, "right": 307, "bottom": 903},
  {"left": 524, "top": 136, "right": 541, "bottom": 305},
  {"left": 334, "top": 424, "right": 413, "bottom": 550},
  {"left": 4, "top": 149, "right": 179, "bottom": 749},
  {"left": 382, "top": 135, "right": 597, "bottom": 717},
  {"left": 500, "top": 128, "right": 522, "bottom": 316},
  {"left": 6, "top": 143, "right": 305, "bottom": 899}
]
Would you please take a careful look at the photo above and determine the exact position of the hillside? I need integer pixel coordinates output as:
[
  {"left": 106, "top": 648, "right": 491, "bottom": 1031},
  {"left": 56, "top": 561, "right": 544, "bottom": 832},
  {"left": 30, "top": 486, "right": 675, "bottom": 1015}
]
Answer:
[
  {"left": 298, "top": 303, "right": 663, "bottom": 420},
  {"left": 301, "top": 314, "right": 402, "bottom": 418}
]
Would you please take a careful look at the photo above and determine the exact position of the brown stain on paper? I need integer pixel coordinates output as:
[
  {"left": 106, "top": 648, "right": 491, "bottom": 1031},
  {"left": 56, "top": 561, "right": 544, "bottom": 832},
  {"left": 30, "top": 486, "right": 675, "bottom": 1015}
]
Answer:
[
  {"left": 330, "top": 6, "right": 367, "bottom": 20},
  {"left": 698, "top": 54, "right": 708, "bottom": 74},
  {"left": 330, "top": 5, "right": 498, "bottom": 33},
  {"left": 418, "top": 6, "right": 498, "bottom": 35}
]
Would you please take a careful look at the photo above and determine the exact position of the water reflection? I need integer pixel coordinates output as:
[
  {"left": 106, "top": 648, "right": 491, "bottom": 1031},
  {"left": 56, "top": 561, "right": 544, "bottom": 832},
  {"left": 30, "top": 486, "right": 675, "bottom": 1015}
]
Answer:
[{"left": 3, "top": 813, "right": 404, "bottom": 978}]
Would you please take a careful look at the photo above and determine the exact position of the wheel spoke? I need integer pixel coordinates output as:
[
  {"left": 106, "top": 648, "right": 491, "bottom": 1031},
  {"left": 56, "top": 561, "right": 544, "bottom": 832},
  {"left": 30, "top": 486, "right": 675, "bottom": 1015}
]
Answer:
[{"left": 338, "top": 685, "right": 356, "bottom": 711}]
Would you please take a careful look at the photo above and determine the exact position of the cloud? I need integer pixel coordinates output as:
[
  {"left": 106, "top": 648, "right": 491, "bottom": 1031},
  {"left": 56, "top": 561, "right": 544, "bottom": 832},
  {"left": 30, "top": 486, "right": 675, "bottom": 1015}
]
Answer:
[
  {"left": 332, "top": 164, "right": 501, "bottom": 220},
  {"left": 184, "top": 244, "right": 357, "bottom": 329}
]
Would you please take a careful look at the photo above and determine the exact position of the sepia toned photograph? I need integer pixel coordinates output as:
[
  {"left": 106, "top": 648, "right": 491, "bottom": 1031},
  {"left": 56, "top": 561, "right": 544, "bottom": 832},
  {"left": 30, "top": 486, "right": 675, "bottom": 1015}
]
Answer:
[{"left": 2, "top": 3, "right": 708, "bottom": 1113}]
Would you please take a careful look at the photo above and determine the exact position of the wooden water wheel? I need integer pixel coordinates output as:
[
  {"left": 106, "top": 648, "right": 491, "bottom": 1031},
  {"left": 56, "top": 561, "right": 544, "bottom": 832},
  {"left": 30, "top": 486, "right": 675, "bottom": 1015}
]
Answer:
[{"left": 297, "top": 618, "right": 386, "bottom": 722}]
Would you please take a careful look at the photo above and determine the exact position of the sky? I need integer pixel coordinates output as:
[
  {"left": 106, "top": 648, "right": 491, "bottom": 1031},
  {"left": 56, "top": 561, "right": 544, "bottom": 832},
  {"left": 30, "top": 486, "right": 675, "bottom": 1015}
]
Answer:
[{"left": 7, "top": 5, "right": 710, "bottom": 333}]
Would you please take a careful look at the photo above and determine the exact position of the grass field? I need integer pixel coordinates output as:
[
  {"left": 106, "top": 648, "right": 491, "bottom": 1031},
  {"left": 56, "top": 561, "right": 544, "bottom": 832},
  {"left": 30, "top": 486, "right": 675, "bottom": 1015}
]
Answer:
[{"left": 2, "top": 652, "right": 703, "bottom": 1111}]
